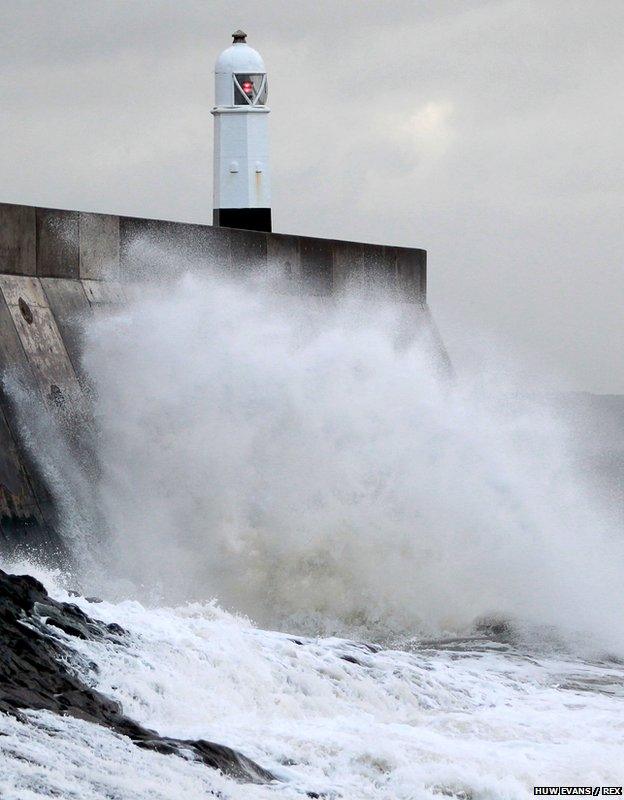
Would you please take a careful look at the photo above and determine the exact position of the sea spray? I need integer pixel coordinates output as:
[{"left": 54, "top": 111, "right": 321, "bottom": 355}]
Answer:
[
  {"left": 3, "top": 261, "right": 624, "bottom": 799},
  {"left": 53, "top": 263, "right": 624, "bottom": 649}
]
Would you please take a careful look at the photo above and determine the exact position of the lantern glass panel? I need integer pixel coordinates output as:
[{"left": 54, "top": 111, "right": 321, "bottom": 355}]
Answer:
[{"left": 234, "top": 73, "right": 267, "bottom": 105}]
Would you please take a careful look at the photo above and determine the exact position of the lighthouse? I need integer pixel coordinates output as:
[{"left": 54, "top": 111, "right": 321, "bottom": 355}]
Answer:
[{"left": 212, "top": 30, "right": 271, "bottom": 232}]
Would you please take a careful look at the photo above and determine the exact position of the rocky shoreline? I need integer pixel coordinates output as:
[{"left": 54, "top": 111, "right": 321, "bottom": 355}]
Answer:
[{"left": 0, "top": 568, "right": 275, "bottom": 786}]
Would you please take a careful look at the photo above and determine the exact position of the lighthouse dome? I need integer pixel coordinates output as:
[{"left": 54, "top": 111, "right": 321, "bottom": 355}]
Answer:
[
  {"left": 215, "top": 42, "right": 265, "bottom": 75},
  {"left": 214, "top": 31, "right": 268, "bottom": 108}
]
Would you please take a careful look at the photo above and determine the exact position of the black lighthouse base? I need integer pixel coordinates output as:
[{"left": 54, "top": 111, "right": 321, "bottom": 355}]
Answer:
[{"left": 213, "top": 208, "right": 272, "bottom": 233}]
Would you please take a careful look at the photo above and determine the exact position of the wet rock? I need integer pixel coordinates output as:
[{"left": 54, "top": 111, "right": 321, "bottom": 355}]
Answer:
[
  {"left": 0, "top": 568, "right": 274, "bottom": 784},
  {"left": 339, "top": 653, "right": 362, "bottom": 665},
  {"left": 474, "top": 615, "right": 516, "bottom": 642}
]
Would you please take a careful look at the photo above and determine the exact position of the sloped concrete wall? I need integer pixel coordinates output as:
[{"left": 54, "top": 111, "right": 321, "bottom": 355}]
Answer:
[
  {"left": 119, "top": 215, "right": 426, "bottom": 300},
  {"left": 0, "top": 201, "right": 437, "bottom": 560},
  {"left": 0, "top": 273, "right": 125, "bottom": 559},
  {"left": 0, "top": 225, "right": 125, "bottom": 558},
  {"left": 0, "top": 203, "right": 426, "bottom": 299}
]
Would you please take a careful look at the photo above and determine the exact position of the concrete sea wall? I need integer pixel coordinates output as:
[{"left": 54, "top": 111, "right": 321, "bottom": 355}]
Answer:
[{"left": 0, "top": 201, "right": 440, "bottom": 559}]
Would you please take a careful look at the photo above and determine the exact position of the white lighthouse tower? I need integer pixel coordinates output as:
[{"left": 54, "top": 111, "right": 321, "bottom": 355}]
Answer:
[{"left": 212, "top": 30, "right": 271, "bottom": 232}]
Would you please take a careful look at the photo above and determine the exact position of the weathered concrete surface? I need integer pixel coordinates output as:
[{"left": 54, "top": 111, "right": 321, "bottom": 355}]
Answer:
[
  {"left": 0, "top": 205, "right": 36, "bottom": 276},
  {"left": 0, "top": 406, "right": 58, "bottom": 557},
  {"left": 0, "top": 276, "right": 80, "bottom": 402},
  {"left": 0, "top": 202, "right": 428, "bottom": 300},
  {"left": 81, "top": 279, "right": 127, "bottom": 307},
  {"left": 119, "top": 214, "right": 427, "bottom": 299},
  {"left": 0, "top": 272, "right": 138, "bottom": 559},
  {"left": 40, "top": 278, "right": 92, "bottom": 380},
  {"left": 79, "top": 212, "right": 120, "bottom": 281},
  {"left": 0, "top": 201, "right": 441, "bottom": 560},
  {"left": 0, "top": 275, "right": 85, "bottom": 558},
  {"left": 119, "top": 216, "right": 233, "bottom": 280},
  {"left": 79, "top": 213, "right": 119, "bottom": 280},
  {"left": 36, "top": 207, "right": 80, "bottom": 279},
  {"left": 0, "top": 286, "right": 40, "bottom": 533},
  {"left": 266, "top": 233, "right": 301, "bottom": 282},
  {"left": 0, "top": 204, "right": 122, "bottom": 281}
]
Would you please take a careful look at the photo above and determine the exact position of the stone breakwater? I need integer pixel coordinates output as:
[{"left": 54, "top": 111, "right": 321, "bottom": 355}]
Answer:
[{"left": 0, "top": 201, "right": 441, "bottom": 561}]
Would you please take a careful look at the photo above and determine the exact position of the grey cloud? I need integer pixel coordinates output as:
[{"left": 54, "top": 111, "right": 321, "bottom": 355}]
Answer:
[{"left": 0, "top": 0, "right": 622, "bottom": 390}]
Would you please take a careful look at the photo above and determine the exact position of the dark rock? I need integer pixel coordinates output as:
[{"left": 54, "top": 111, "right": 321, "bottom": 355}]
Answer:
[
  {"left": 339, "top": 654, "right": 362, "bottom": 665},
  {"left": 474, "top": 615, "right": 516, "bottom": 641},
  {"left": 0, "top": 568, "right": 275, "bottom": 784}
]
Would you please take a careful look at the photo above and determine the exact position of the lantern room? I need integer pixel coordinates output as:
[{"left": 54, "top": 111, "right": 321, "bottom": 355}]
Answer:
[{"left": 214, "top": 30, "right": 268, "bottom": 108}]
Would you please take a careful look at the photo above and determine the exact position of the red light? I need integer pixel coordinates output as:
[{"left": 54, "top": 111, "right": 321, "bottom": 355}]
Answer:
[{"left": 242, "top": 81, "right": 254, "bottom": 95}]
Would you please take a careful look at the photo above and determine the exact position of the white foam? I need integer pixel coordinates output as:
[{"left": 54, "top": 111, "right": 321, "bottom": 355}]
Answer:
[
  {"left": 0, "top": 710, "right": 288, "bottom": 799},
  {"left": 31, "top": 586, "right": 623, "bottom": 799},
  {"left": 4, "top": 262, "right": 624, "bottom": 797}
]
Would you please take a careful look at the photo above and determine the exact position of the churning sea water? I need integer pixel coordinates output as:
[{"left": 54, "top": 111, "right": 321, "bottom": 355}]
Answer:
[
  {"left": 1, "top": 572, "right": 623, "bottom": 799},
  {"left": 2, "top": 265, "right": 623, "bottom": 798}
]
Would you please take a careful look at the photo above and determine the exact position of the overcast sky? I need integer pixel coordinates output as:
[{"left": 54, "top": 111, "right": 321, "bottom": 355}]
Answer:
[{"left": 1, "top": 0, "right": 622, "bottom": 392}]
